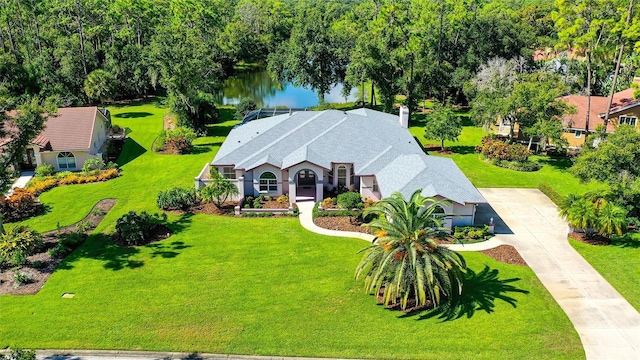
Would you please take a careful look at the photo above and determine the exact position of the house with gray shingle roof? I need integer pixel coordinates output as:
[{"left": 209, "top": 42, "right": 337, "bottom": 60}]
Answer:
[{"left": 196, "top": 107, "right": 487, "bottom": 228}]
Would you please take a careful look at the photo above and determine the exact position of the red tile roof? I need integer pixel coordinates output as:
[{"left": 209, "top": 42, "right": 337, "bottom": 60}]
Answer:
[
  {"left": 37, "top": 107, "right": 100, "bottom": 151},
  {"left": 559, "top": 88, "right": 639, "bottom": 132},
  {"left": 2, "top": 107, "right": 103, "bottom": 152}
]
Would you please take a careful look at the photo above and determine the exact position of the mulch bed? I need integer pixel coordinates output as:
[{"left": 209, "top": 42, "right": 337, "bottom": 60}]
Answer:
[
  {"left": 154, "top": 146, "right": 181, "bottom": 155},
  {"left": 480, "top": 245, "right": 528, "bottom": 266},
  {"left": 313, "top": 216, "right": 372, "bottom": 234},
  {"left": 423, "top": 145, "right": 454, "bottom": 155},
  {"left": 0, "top": 199, "right": 117, "bottom": 295},
  {"left": 568, "top": 232, "right": 611, "bottom": 246},
  {"left": 259, "top": 200, "right": 289, "bottom": 209}
]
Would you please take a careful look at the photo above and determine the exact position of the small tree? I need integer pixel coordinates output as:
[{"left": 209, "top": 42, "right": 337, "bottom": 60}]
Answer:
[
  {"left": 199, "top": 170, "right": 239, "bottom": 208},
  {"left": 423, "top": 103, "right": 462, "bottom": 151},
  {"left": 235, "top": 97, "right": 258, "bottom": 121}
]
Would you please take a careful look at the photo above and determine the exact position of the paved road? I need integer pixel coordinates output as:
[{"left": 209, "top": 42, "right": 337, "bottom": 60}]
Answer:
[{"left": 476, "top": 188, "right": 640, "bottom": 360}]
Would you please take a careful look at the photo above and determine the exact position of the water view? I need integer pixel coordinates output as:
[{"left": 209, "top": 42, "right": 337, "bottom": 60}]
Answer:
[{"left": 216, "top": 68, "right": 359, "bottom": 108}]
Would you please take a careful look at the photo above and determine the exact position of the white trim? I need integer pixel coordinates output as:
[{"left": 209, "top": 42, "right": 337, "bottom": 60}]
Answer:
[
  {"left": 258, "top": 171, "right": 277, "bottom": 192},
  {"left": 619, "top": 115, "right": 638, "bottom": 127},
  {"left": 57, "top": 151, "right": 77, "bottom": 170},
  {"left": 574, "top": 130, "right": 583, "bottom": 139}
]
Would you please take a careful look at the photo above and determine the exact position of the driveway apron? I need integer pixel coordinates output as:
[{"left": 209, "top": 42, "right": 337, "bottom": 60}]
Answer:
[{"left": 478, "top": 188, "right": 640, "bottom": 360}]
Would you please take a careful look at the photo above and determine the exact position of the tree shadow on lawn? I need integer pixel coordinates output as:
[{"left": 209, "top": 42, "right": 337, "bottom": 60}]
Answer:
[
  {"left": 190, "top": 142, "right": 222, "bottom": 154},
  {"left": 207, "top": 124, "right": 236, "bottom": 138},
  {"left": 116, "top": 138, "right": 146, "bottom": 167},
  {"left": 535, "top": 155, "right": 573, "bottom": 171},
  {"left": 57, "top": 214, "right": 194, "bottom": 270},
  {"left": 448, "top": 145, "right": 476, "bottom": 155},
  {"left": 611, "top": 233, "right": 640, "bottom": 249},
  {"left": 113, "top": 112, "right": 154, "bottom": 119},
  {"left": 406, "top": 266, "right": 529, "bottom": 322}
]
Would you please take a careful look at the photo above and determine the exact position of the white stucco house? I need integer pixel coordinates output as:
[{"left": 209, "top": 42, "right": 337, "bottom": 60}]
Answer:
[
  {"left": 195, "top": 107, "right": 487, "bottom": 227},
  {"left": 12, "top": 107, "right": 110, "bottom": 171}
]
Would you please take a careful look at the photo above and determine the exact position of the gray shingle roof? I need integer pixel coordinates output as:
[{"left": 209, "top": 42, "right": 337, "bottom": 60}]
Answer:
[{"left": 212, "top": 108, "right": 486, "bottom": 205}]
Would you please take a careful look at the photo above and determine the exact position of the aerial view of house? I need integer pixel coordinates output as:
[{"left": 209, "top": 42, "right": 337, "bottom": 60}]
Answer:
[{"left": 197, "top": 107, "right": 486, "bottom": 228}]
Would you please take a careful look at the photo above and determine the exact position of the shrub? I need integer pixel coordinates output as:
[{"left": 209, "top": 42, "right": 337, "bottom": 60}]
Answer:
[
  {"left": 453, "top": 225, "right": 492, "bottom": 240},
  {"left": 337, "top": 192, "right": 363, "bottom": 209},
  {"left": 26, "top": 178, "right": 57, "bottom": 196},
  {"left": 276, "top": 195, "right": 289, "bottom": 204},
  {"left": 491, "top": 159, "right": 540, "bottom": 172},
  {"left": 165, "top": 126, "right": 197, "bottom": 154},
  {"left": 31, "top": 260, "right": 43, "bottom": 269},
  {"left": 154, "top": 130, "right": 167, "bottom": 152},
  {"left": 49, "top": 232, "right": 86, "bottom": 258},
  {"left": 0, "top": 254, "right": 9, "bottom": 269},
  {"left": 321, "top": 197, "right": 334, "bottom": 208},
  {"left": 157, "top": 187, "right": 197, "bottom": 211},
  {"left": 0, "top": 189, "right": 43, "bottom": 222},
  {"left": 235, "top": 97, "right": 258, "bottom": 120},
  {"left": 13, "top": 271, "right": 33, "bottom": 286},
  {"left": 12, "top": 250, "right": 27, "bottom": 267},
  {"left": 0, "top": 225, "right": 43, "bottom": 260},
  {"left": 115, "top": 211, "right": 166, "bottom": 246},
  {"left": 55, "top": 171, "right": 73, "bottom": 179},
  {"left": 82, "top": 157, "right": 106, "bottom": 172},
  {"left": 34, "top": 164, "right": 55, "bottom": 177},
  {"left": 539, "top": 183, "right": 562, "bottom": 206},
  {"left": 75, "top": 220, "right": 92, "bottom": 233},
  {"left": 0, "top": 348, "right": 37, "bottom": 360},
  {"left": 97, "top": 168, "right": 120, "bottom": 181},
  {"left": 477, "top": 136, "right": 531, "bottom": 162}
]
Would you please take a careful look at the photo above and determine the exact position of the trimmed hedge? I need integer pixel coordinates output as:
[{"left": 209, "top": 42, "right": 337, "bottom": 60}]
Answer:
[
  {"left": 313, "top": 202, "right": 362, "bottom": 218},
  {"left": 491, "top": 159, "right": 540, "bottom": 172},
  {"left": 539, "top": 183, "right": 562, "bottom": 206}
]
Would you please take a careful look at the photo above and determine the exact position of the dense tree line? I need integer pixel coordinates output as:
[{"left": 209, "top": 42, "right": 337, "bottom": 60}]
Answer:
[{"left": 1, "top": 0, "right": 639, "bottom": 126}]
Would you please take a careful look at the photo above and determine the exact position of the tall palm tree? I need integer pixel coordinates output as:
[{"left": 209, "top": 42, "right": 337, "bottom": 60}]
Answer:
[
  {"left": 596, "top": 201, "right": 628, "bottom": 238},
  {"left": 355, "top": 190, "right": 466, "bottom": 310}
]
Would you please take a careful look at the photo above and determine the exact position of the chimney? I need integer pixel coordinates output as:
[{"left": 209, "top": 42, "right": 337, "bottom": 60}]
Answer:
[{"left": 399, "top": 106, "right": 409, "bottom": 128}]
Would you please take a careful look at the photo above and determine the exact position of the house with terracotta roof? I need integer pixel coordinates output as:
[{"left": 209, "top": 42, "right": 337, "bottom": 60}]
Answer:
[
  {"left": 559, "top": 87, "right": 639, "bottom": 148},
  {"left": 495, "top": 86, "right": 640, "bottom": 149},
  {"left": 18, "top": 107, "right": 110, "bottom": 171},
  {"left": 195, "top": 107, "right": 487, "bottom": 228}
]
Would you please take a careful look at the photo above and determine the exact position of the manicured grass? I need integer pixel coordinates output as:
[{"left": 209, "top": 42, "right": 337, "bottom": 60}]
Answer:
[
  {"left": 571, "top": 235, "right": 640, "bottom": 312},
  {"left": 0, "top": 103, "right": 584, "bottom": 358},
  {"left": 409, "top": 120, "right": 605, "bottom": 197}
]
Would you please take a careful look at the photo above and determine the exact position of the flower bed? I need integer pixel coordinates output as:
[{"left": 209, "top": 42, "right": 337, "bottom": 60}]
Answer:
[{"left": 26, "top": 168, "right": 120, "bottom": 196}]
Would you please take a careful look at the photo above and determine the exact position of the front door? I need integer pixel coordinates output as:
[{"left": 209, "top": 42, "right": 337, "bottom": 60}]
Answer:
[{"left": 24, "top": 148, "right": 36, "bottom": 169}]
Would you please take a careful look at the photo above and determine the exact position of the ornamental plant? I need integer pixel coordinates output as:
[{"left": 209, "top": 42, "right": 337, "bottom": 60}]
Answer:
[{"left": 356, "top": 190, "right": 466, "bottom": 310}]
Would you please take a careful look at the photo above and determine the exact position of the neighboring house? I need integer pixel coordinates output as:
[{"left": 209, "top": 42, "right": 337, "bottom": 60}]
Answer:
[
  {"left": 9, "top": 107, "right": 111, "bottom": 171},
  {"left": 495, "top": 86, "right": 640, "bottom": 149},
  {"left": 559, "top": 87, "right": 639, "bottom": 148},
  {"left": 196, "top": 107, "right": 487, "bottom": 228}
]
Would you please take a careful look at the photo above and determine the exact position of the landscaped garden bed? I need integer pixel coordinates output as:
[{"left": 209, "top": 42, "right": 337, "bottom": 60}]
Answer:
[
  {"left": 153, "top": 126, "right": 197, "bottom": 154},
  {"left": 313, "top": 215, "right": 372, "bottom": 234},
  {"left": 242, "top": 194, "right": 289, "bottom": 210},
  {"left": 0, "top": 199, "right": 116, "bottom": 295},
  {"left": 480, "top": 245, "right": 528, "bottom": 266},
  {"left": 476, "top": 135, "right": 541, "bottom": 172}
]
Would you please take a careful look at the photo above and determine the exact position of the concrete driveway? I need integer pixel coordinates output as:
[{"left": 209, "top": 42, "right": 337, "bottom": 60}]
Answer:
[{"left": 476, "top": 188, "right": 640, "bottom": 360}]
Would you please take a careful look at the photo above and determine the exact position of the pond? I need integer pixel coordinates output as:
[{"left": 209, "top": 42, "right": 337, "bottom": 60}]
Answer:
[{"left": 215, "top": 68, "right": 359, "bottom": 108}]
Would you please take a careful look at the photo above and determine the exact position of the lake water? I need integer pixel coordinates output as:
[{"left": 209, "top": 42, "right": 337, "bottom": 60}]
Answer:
[{"left": 216, "top": 68, "right": 359, "bottom": 108}]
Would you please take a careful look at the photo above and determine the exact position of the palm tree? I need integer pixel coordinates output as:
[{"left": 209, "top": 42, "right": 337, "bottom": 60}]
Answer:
[
  {"left": 596, "top": 201, "right": 628, "bottom": 238},
  {"left": 355, "top": 190, "right": 466, "bottom": 310},
  {"left": 565, "top": 198, "right": 597, "bottom": 236},
  {"left": 559, "top": 193, "right": 581, "bottom": 219}
]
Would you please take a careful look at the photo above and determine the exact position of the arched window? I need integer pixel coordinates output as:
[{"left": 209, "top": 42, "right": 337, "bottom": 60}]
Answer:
[
  {"left": 337, "top": 165, "right": 347, "bottom": 187},
  {"left": 57, "top": 152, "right": 76, "bottom": 169},
  {"left": 432, "top": 205, "right": 446, "bottom": 217},
  {"left": 259, "top": 172, "right": 277, "bottom": 192}
]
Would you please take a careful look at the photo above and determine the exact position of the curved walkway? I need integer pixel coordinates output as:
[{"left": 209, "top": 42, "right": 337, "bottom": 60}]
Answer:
[{"left": 298, "top": 189, "right": 640, "bottom": 360}]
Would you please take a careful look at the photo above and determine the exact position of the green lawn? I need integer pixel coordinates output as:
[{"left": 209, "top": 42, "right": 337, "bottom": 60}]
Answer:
[
  {"left": 409, "top": 119, "right": 604, "bottom": 197},
  {"left": 0, "top": 102, "right": 584, "bottom": 359},
  {"left": 571, "top": 235, "right": 640, "bottom": 312}
]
